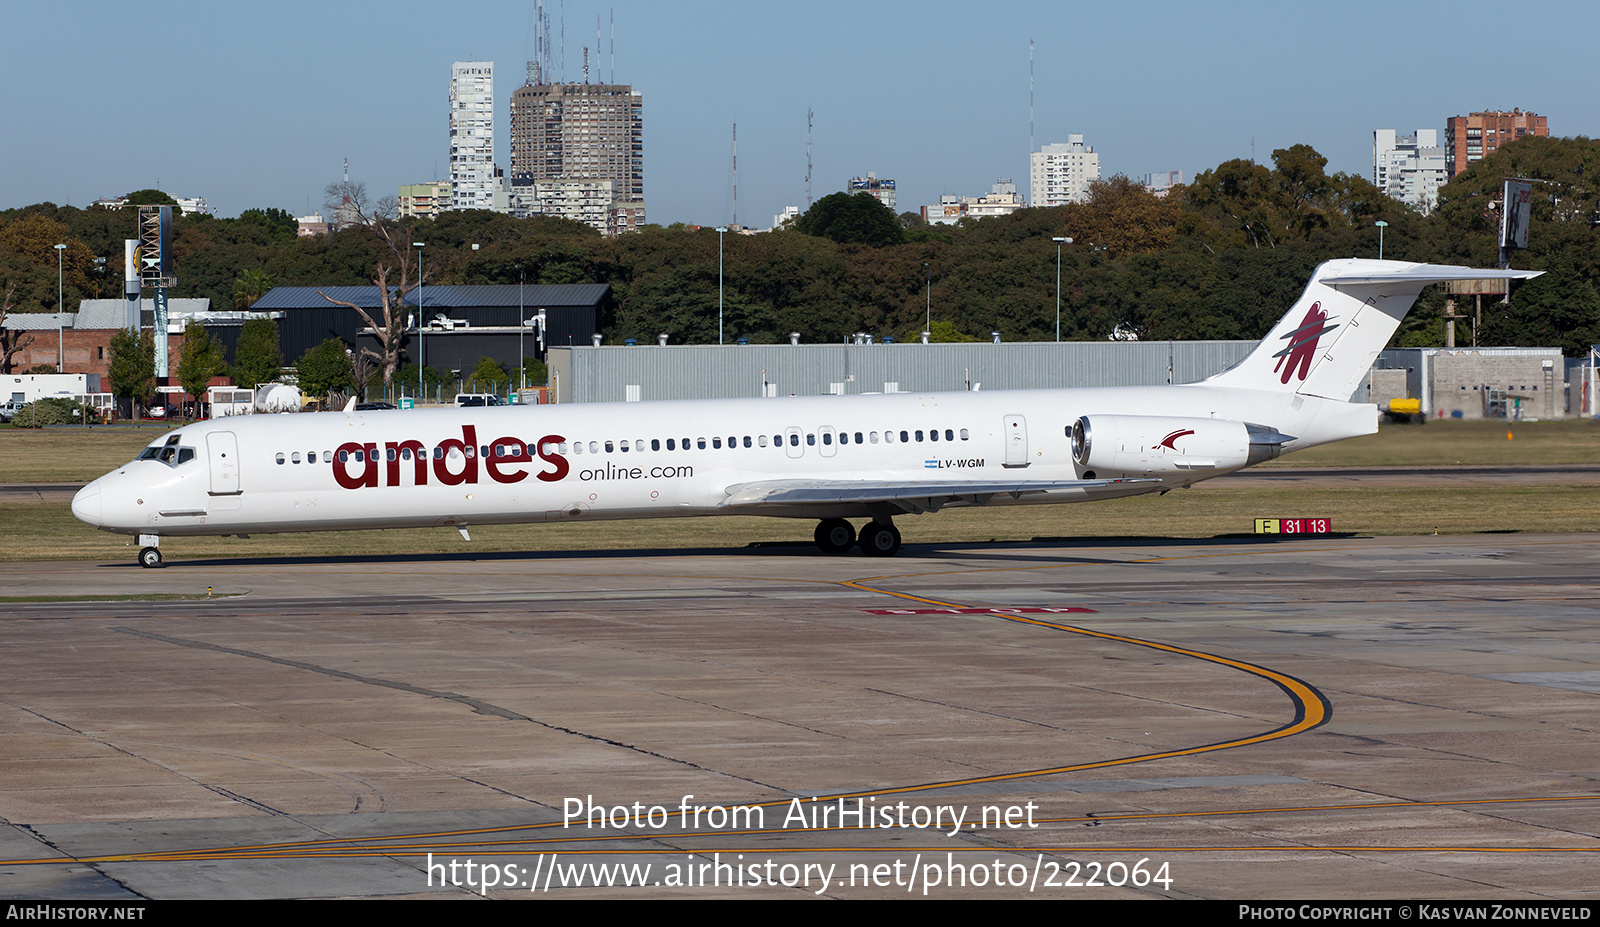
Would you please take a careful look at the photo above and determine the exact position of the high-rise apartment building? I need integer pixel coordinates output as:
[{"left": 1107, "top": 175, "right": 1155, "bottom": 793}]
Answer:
[
  {"left": 1444, "top": 110, "right": 1547, "bottom": 179},
  {"left": 509, "top": 81, "right": 645, "bottom": 234},
  {"left": 449, "top": 62, "right": 496, "bottom": 210},
  {"left": 1031, "top": 136, "right": 1101, "bottom": 206},
  {"left": 1373, "top": 130, "right": 1447, "bottom": 213}
]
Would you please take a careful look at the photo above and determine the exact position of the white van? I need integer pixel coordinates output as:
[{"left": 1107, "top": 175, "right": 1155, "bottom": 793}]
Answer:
[{"left": 454, "top": 393, "right": 506, "bottom": 407}]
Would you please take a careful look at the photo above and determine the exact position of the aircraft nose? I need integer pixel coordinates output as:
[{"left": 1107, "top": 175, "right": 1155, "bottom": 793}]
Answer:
[{"left": 71, "top": 484, "right": 102, "bottom": 527}]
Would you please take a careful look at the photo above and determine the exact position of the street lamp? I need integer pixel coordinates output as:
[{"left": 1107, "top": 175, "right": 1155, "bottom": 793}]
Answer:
[
  {"left": 54, "top": 243, "right": 66, "bottom": 371},
  {"left": 924, "top": 262, "right": 931, "bottom": 338},
  {"left": 516, "top": 265, "right": 524, "bottom": 391},
  {"left": 1052, "top": 236, "right": 1072, "bottom": 342},
  {"left": 715, "top": 227, "right": 727, "bottom": 345},
  {"left": 1374, "top": 220, "right": 1388, "bottom": 260},
  {"left": 413, "top": 242, "right": 425, "bottom": 399}
]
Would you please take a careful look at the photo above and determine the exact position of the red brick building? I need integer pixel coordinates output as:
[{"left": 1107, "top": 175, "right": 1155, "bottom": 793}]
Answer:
[
  {"left": 3, "top": 300, "right": 204, "bottom": 380},
  {"left": 1444, "top": 110, "right": 1548, "bottom": 179}
]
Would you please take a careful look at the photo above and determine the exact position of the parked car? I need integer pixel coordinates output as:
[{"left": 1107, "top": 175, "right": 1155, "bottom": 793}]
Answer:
[
  {"left": 0, "top": 400, "right": 28, "bottom": 423},
  {"left": 454, "top": 394, "right": 506, "bottom": 407}
]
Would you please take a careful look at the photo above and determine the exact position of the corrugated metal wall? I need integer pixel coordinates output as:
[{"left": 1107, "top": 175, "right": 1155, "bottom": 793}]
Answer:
[{"left": 548, "top": 341, "right": 1257, "bottom": 403}]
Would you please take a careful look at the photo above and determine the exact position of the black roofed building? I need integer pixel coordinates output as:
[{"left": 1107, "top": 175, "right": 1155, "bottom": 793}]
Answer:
[{"left": 250, "top": 283, "right": 610, "bottom": 373}]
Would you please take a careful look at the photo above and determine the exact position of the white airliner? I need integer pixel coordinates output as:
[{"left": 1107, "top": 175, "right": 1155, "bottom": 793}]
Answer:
[{"left": 73, "top": 259, "right": 1537, "bottom": 567}]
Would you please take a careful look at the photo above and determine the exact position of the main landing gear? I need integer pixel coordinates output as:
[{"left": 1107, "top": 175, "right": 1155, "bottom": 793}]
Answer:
[
  {"left": 137, "top": 534, "right": 163, "bottom": 569},
  {"left": 813, "top": 518, "right": 902, "bottom": 557}
]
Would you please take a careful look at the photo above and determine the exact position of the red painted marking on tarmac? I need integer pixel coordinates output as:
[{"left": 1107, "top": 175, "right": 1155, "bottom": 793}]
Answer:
[{"left": 863, "top": 606, "right": 1097, "bottom": 615}]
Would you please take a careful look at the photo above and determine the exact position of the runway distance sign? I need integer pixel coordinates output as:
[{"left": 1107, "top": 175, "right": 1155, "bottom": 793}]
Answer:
[{"left": 1254, "top": 517, "right": 1332, "bottom": 535}]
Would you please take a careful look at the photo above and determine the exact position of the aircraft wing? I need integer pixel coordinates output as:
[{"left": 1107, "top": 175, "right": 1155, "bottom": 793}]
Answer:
[{"left": 719, "top": 477, "right": 1161, "bottom": 514}]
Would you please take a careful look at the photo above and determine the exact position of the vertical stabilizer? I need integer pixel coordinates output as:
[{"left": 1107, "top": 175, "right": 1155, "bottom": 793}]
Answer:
[{"left": 1207, "top": 259, "right": 1541, "bottom": 401}]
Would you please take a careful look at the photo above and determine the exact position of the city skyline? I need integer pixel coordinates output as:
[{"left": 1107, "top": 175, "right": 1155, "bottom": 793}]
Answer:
[{"left": 3, "top": 0, "right": 1595, "bottom": 228}]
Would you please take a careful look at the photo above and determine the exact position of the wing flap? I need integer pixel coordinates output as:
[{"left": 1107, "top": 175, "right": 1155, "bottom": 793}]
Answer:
[{"left": 719, "top": 477, "right": 1161, "bottom": 511}]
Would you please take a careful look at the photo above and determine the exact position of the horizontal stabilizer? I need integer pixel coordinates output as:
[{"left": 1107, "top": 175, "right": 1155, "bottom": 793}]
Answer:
[{"left": 1317, "top": 264, "right": 1543, "bottom": 287}]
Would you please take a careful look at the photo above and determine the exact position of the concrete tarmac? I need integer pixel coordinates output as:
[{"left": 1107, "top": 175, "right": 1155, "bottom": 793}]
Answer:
[{"left": 1, "top": 534, "right": 1598, "bottom": 899}]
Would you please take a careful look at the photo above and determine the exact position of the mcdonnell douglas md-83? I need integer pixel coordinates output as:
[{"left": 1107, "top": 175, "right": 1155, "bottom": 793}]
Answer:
[{"left": 73, "top": 260, "right": 1538, "bottom": 566}]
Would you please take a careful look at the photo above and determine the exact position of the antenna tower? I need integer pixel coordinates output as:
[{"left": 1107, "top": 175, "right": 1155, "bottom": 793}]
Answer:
[
  {"left": 806, "top": 108, "right": 813, "bottom": 209},
  {"left": 732, "top": 121, "right": 738, "bottom": 227},
  {"left": 1029, "top": 38, "right": 1035, "bottom": 155},
  {"left": 609, "top": 8, "right": 614, "bottom": 83}
]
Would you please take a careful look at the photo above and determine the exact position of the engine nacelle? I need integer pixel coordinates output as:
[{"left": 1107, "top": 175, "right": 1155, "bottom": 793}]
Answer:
[{"left": 1071, "top": 415, "right": 1291, "bottom": 477}]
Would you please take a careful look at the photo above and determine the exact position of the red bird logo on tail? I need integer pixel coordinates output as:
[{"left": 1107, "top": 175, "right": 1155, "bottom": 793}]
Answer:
[{"left": 1272, "top": 301, "right": 1339, "bottom": 384}]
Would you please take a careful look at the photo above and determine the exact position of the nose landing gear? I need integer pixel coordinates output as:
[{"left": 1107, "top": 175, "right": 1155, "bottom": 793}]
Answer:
[{"left": 137, "top": 533, "right": 163, "bottom": 568}]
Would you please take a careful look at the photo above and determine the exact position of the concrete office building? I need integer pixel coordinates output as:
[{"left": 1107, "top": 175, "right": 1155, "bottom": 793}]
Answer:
[
  {"left": 1031, "top": 136, "right": 1101, "bottom": 206},
  {"left": 449, "top": 62, "right": 496, "bottom": 210},
  {"left": 509, "top": 81, "right": 645, "bottom": 234}
]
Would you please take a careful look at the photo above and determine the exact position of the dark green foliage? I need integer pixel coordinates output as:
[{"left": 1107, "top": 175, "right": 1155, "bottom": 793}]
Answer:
[
  {"left": 295, "top": 338, "right": 353, "bottom": 400},
  {"left": 107, "top": 329, "right": 156, "bottom": 411},
  {"left": 2, "top": 137, "right": 1596, "bottom": 356},
  {"left": 176, "top": 322, "right": 226, "bottom": 417},
  {"left": 232, "top": 317, "right": 282, "bottom": 389},
  {"left": 793, "top": 193, "right": 906, "bottom": 247},
  {"left": 124, "top": 190, "right": 179, "bottom": 207},
  {"left": 468, "top": 356, "right": 510, "bottom": 393},
  {"left": 10, "top": 397, "right": 84, "bottom": 428}
]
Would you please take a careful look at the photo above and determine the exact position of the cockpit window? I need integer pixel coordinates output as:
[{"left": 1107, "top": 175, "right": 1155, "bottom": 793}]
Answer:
[{"left": 139, "top": 443, "right": 197, "bottom": 467}]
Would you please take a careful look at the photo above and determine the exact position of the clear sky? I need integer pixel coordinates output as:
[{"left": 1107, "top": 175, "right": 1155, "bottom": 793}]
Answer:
[{"left": 4, "top": 0, "right": 1595, "bottom": 227}]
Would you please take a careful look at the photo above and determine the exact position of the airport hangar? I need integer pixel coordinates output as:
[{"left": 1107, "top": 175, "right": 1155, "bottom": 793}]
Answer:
[{"left": 246, "top": 284, "right": 611, "bottom": 375}]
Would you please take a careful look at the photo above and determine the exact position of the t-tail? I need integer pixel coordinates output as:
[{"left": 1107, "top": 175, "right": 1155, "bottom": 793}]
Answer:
[{"left": 1206, "top": 259, "right": 1542, "bottom": 400}]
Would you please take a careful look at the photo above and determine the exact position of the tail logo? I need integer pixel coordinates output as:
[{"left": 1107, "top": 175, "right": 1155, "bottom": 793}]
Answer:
[
  {"left": 1155, "top": 429, "right": 1195, "bottom": 451},
  {"left": 1272, "top": 302, "right": 1339, "bottom": 384}
]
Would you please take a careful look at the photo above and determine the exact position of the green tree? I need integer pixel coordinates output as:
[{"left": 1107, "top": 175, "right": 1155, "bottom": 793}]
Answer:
[
  {"left": 232, "top": 317, "right": 282, "bottom": 389},
  {"left": 232, "top": 268, "right": 275, "bottom": 310},
  {"left": 107, "top": 328, "right": 156, "bottom": 418},
  {"left": 794, "top": 192, "right": 906, "bottom": 247},
  {"left": 469, "top": 356, "right": 510, "bottom": 393},
  {"left": 295, "top": 338, "right": 354, "bottom": 401},
  {"left": 1065, "top": 175, "right": 1183, "bottom": 259},
  {"left": 124, "top": 189, "right": 179, "bottom": 207},
  {"left": 237, "top": 208, "right": 297, "bottom": 242},
  {"left": 175, "top": 321, "right": 225, "bottom": 419}
]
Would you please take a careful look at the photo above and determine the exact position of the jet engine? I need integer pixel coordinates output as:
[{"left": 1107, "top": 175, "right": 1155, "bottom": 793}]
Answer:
[{"left": 1070, "top": 415, "right": 1293, "bottom": 477}]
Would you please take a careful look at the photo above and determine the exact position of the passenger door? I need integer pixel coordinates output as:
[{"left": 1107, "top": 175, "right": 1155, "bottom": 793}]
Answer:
[
  {"left": 1002, "top": 415, "right": 1029, "bottom": 468},
  {"left": 207, "top": 431, "right": 242, "bottom": 494}
]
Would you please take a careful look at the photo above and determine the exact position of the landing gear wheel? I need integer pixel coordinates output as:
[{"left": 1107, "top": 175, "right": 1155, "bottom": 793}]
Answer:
[
  {"left": 814, "top": 518, "right": 856, "bottom": 554},
  {"left": 138, "top": 546, "right": 164, "bottom": 569},
  {"left": 858, "top": 522, "right": 902, "bottom": 557}
]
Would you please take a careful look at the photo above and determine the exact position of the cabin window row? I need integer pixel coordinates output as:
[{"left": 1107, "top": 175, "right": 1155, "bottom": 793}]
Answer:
[{"left": 273, "top": 427, "right": 972, "bottom": 465}]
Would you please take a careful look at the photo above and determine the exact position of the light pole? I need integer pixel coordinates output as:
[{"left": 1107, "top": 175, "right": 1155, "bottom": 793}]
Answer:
[
  {"left": 1052, "top": 236, "right": 1072, "bottom": 342},
  {"left": 516, "top": 265, "right": 524, "bottom": 391},
  {"left": 924, "top": 262, "right": 931, "bottom": 336},
  {"left": 54, "top": 243, "right": 66, "bottom": 371},
  {"left": 413, "top": 242, "right": 425, "bottom": 400},
  {"left": 715, "top": 227, "right": 727, "bottom": 345},
  {"left": 1374, "top": 220, "right": 1388, "bottom": 260}
]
